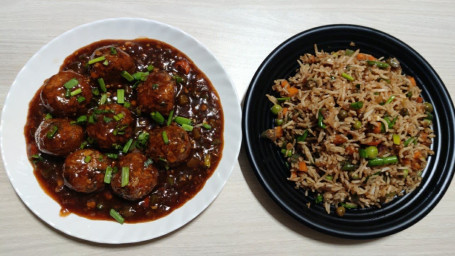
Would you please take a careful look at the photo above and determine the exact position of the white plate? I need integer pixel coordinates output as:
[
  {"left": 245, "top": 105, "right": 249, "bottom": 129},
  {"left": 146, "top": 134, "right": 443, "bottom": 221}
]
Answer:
[{"left": 0, "top": 18, "right": 241, "bottom": 244}]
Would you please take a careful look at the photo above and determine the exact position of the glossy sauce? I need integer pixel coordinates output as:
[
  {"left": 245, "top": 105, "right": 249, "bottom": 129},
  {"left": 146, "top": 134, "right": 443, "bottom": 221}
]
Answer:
[{"left": 24, "top": 39, "right": 224, "bottom": 222}]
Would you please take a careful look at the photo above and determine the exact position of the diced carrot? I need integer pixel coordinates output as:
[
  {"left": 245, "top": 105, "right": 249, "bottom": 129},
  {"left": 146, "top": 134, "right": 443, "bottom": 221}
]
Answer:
[
  {"left": 298, "top": 161, "right": 308, "bottom": 172},
  {"left": 367, "top": 55, "right": 376, "bottom": 61},
  {"left": 175, "top": 60, "right": 190, "bottom": 74},
  {"left": 411, "top": 161, "right": 421, "bottom": 171},
  {"left": 282, "top": 107, "right": 288, "bottom": 116},
  {"left": 281, "top": 80, "right": 290, "bottom": 88},
  {"left": 402, "top": 159, "right": 411, "bottom": 167},
  {"left": 86, "top": 200, "right": 96, "bottom": 209},
  {"left": 373, "top": 122, "right": 382, "bottom": 134},
  {"left": 309, "top": 55, "right": 316, "bottom": 63},
  {"left": 142, "top": 196, "right": 150, "bottom": 208},
  {"left": 365, "top": 140, "right": 381, "bottom": 146},
  {"left": 333, "top": 135, "right": 347, "bottom": 145},
  {"left": 287, "top": 87, "right": 299, "bottom": 97},
  {"left": 290, "top": 170, "right": 298, "bottom": 179},
  {"left": 345, "top": 145, "right": 356, "bottom": 155},
  {"left": 104, "top": 190, "right": 113, "bottom": 200},
  {"left": 275, "top": 126, "right": 283, "bottom": 138},
  {"left": 408, "top": 76, "right": 417, "bottom": 87},
  {"left": 413, "top": 150, "right": 422, "bottom": 160},
  {"left": 416, "top": 97, "right": 423, "bottom": 103},
  {"left": 356, "top": 53, "right": 367, "bottom": 60}
]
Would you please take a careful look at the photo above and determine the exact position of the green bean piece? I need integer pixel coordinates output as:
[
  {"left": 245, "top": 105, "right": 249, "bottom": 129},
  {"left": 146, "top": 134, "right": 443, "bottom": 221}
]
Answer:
[
  {"left": 109, "top": 209, "right": 124, "bottom": 224},
  {"left": 276, "top": 97, "right": 290, "bottom": 102},
  {"left": 359, "top": 148, "right": 367, "bottom": 158},
  {"left": 270, "top": 104, "right": 282, "bottom": 115},
  {"left": 318, "top": 109, "right": 327, "bottom": 129},
  {"left": 423, "top": 102, "right": 434, "bottom": 112},
  {"left": 341, "top": 162, "right": 358, "bottom": 171},
  {"left": 383, "top": 156, "right": 398, "bottom": 165},
  {"left": 366, "top": 60, "right": 390, "bottom": 69},
  {"left": 325, "top": 175, "right": 333, "bottom": 181},
  {"left": 404, "top": 137, "right": 415, "bottom": 147},
  {"left": 297, "top": 130, "right": 309, "bottom": 142},
  {"left": 368, "top": 158, "right": 384, "bottom": 166},
  {"left": 349, "top": 101, "right": 363, "bottom": 110},
  {"left": 367, "top": 156, "right": 398, "bottom": 166},
  {"left": 365, "top": 146, "right": 378, "bottom": 159},
  {"left": 342, "top": 72, "right": 354, "bottom": 81}
]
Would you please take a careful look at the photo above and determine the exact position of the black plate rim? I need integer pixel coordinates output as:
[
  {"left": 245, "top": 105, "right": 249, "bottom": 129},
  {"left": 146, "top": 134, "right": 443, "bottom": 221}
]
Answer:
[{"left": 242, "top": 24, "right": 455, "bottom": 239}]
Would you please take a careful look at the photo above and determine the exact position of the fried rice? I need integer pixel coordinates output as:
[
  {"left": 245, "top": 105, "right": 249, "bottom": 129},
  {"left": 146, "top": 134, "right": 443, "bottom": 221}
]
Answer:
[{"left": 263, "top": 45, "right": 435, "bottom": 216}]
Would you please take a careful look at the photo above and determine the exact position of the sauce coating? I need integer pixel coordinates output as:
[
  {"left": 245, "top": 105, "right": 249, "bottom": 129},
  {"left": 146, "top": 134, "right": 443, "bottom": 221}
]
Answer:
[{"left": 24, "top": 39, "right": 224, "bottom": 223}]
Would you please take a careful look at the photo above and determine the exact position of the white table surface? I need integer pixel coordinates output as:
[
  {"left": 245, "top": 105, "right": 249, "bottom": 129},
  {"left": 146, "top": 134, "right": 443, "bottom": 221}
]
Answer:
[{"left": 1, "top": 0, "right": 454, "bottom": 255}]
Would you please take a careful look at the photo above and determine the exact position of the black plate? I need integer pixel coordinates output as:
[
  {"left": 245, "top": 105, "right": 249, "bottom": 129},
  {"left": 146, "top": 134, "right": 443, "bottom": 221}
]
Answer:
[{"left": 242, "top": 24, "right": 455, "bottom": 239}]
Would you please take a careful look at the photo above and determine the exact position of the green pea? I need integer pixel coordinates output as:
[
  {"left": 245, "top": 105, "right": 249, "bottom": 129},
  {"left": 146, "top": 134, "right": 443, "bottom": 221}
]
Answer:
[
  {"left": 270, "top": 104, "right": 282, "bottom": 115},
  {"left": 353, "top": 120, "right": 362, "bottom": 130},
  {"left": 337, "top": 109, "right": 348, "bottom": 120},
  {"left": 365, "top": 146, "right": 378, "bottom": 159},
  {"left": 423, "top": 102, "right": 433, "bottom": 112},
  {"left": 275, "top": 119, "right": 284, "bottom": 125}
]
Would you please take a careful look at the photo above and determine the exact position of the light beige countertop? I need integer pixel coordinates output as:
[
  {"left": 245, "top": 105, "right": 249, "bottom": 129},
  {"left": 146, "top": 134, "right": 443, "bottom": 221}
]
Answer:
[{"left": 1, "top": 0, "right": 454, "bottom": 255}]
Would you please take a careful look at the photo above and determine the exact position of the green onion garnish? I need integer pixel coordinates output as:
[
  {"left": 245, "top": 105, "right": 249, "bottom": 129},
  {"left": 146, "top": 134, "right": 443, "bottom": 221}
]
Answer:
[
  {"left": 79, "top": 141, "right": 88, "bottom": 149},
  {"left": 173, "top": 75, "right": 184, "bottom": 83},
  {"left": 152, "top": 83, "right": 159, "bottom": 90},
  {"left": 146, "top": 64, "right": 154, "bottom": 72},
  {"left": 109, "top": 209, "right": 124, "bottom": 224},
  {"left": 202, "top": 123, "right": 212, "bottom": 130},
  {"left": 70, "top": 88, "right": 82, "bottom": 96},
  {"left": 151, "top": 111, "right": 164, "bottom": 125},
  {"left": 110, "top": 47, "right": 117, "bottom": 55},
  {"left": 121, "top": 71, "right": 134, "bottom": 82},
  {"left": 122, "top": 139, "right": 133, "bottom": 153},
  {"left": 385, "top": 95, "right": 396, "bottom": 105},
  {"left": 104, "top": 166, "right": 113, "bottom": 184},
  {"left": 117, "top": 89, "right": 125, "bottom": 104},
  {"left": 77, "top": 115, "right": 87, "bottom": 124},
  {"left": 121, "top": 166, "right": 129, "bottom": 187},
  {"left": 404, "top": 137, "right": 415, "bottom": 147},
  {"left": 162, "top": 131, "right": 169, "bottom": 144},
  {"left": 84, "top": 155, "right": 92, "bottom": 163},
  {"left": 92, "top": 88, "right": 100, "bottom": 96},
  {"left": 46, "top": 125, "right": 58, "bottom": 139},
  {"left": 88, "top": 56, "right": 106, "bottom": 65},
  {"left": 137, "top": 131, "right": 149, "bottom": 146},
  {"left": 123, "top": 101, "right": 131, "bottom": 108},
  {"left": 167, "top": 110, "right": 174, "bottom": 126},
  {"left": 103, "top": 60, "right": 109, "bottom": 66},
  {"left": 367, "top": 60, "right": 390, "bottom": 69},
  {"left": 175, "top": 116, "right": 192, "bottom": 125},
  {"left": 100, "top": 93, "right": 107, "bottom": 105},
  {"left": 107, "top": 153, "right": 118, "bottom": 159},
  {"left": 77, "top": 96, "right": 86, "bottom": 103},
  {"left": 97, "top": 78, "right": 107, "bottom": 93},
  {"left": 44, "top": 113, "right": 52, "bottom": 120},
  {"left": 181, "top": 124, "right": 193, "bottom": 131},
  {"left": 63, "top": 78, "right": 78, "bottom": 89},
  {"left": 315, "top": 194, "right": 323, "bottom": 204},
  {"left": 297, "top": 130, "right": 309, "bottom": 142},
  {"left": 103, "top": 116, "right": 112, "bottom": 123},
  {"left": 88, "top": 115, "right": 95, "bottom": 124},
  {"left": 342, "top": 72, "right": 354, "bottom": 81},
  {"left": 144, "top": 158, "right": 153, "bottom": 167},
  {"left": 349, "top": 101, "right": 364, "bottom": 110},
  {"left": 113, "top": 113, "right": 124, "bottom": 121}
]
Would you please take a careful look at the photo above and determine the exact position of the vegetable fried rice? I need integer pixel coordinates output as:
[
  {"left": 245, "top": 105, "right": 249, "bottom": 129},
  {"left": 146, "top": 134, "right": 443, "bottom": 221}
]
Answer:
[{"left": 262, "top": 45, "right": 435, "bottom": 216}]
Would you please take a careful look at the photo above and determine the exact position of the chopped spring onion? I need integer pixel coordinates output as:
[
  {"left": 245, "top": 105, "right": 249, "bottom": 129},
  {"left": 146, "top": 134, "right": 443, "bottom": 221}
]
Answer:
[
  {"left": 70, "top": 88, "right": 82, "bottom": 96},
  {"left": 79, "top": 141, "right": 88, "bottom": 149},
  {"left": 77, "top": 96, "right": 86, "bottom": 103},
  {"left": 122, "top": 139, "right": 133, "bottom": 153},
  {"left": 100, "top": 93, "right": 108, "bottom": 105},
  {"left": 317, "top": 109, "right": 326, "bottom": 129},
  {"left": 63, "top": 78, "right": 78, "bottom": 89},
  {"left": 103, "top": 60, "right": 109, "bottom": 66},
  {"left": 345, "top": 49, "right": 354, "bottom": 56},
  {"left": 123, "top": 101, "right": 131, "bottom": 108},
  {"left": 393, "top": 134, "right": 401, "bottom": 145},
  {"left": 104, "top": 166, "right": 113, "bottom": 184},
  {"left": 404, "top": 137, "right": 415, "bottom": 147},
  {"left": 45, "top": 113, "right": 52, "bottom": 120},
  {"left": 92, "top": 87, "right": 100, "bottom": 96},
  {"left": 297, "top": 130, "right": 309, "bottom": 142},
  {"left": 325, "top": 175, "right": 333, "bottom": 181},
  {"left": 110, "top": 47, "right": 117, "bottom": 55},
  {"left": 107, "top": 153, "right": 118, "bottom": 159},
  {"left": 88, "top": 115, "right": 95, "bottom": 124},
  {"left": 384, "top": 95, "right": 396, "bottom": 105},
  {"left": 152, "top": 83, "right": 159, "bottom": 90},
  {"left": 162, "top": 131, "right": 169, "bottom": 144},
  {"left": 121, "top": 167, "right": 129, "bottom": 187},
  {"left": 167, "top": 110, "right": 174, "bottom": 126},
  {"left": 342, "top": 72, "right": 354, "bottom": 81},
  {"left": 117, "top": 89, "right": 125, "bottom": 104},
  {"left": 315, "top": 194, "right": 323, "bottom": 204},
  {"left": 366, "top": 60, "right": 390, "bottom": 69},
  {"left": 121, "top": 71, "right": 134, "bottom": 82},
  {"left": 349, "top": 101, "right": 364, "bottom": 110},
  {"left": 46, "top": 125, "right": 58, "bottom": 139},
  {"left": 173, "top": 75, "right": 184, "bottom": 83},
  {"left": 181, "top": 123, "right": 193, "bottom": 131},
  {"left": 110, "top": 209, "right": 124, "bottom": 224},
  {"left": 113, "top": 113, "right": 124, "bottom": 121},
  {"left": 97, "top": 78, "right": 107, "bottom": 93},
  {"left": 103, "top": 116, "right": 112, "bottom": 123},
  {"left": 147, "top": 64, "right": 154, "bottom": 72},
  {"left": 88, "top": 56, "right": 106, "bottom": 65},
  {"left": 76, "top": 115, "right": 87, "bottom": 124},
  {"left": 132, "top": 71, "right": 149, "bottom": 81},
  {"left": 202, "top": 123, "right": 212, "bottom": 130},
  {"left": 151, "top": 111, "right": 165, "bottom": 125},
  {"left": 175, "top": 116, "right": 192, "bottom": 125},
  {"left": 84, "top": 155, "right": 92, "bottom": 163},
  {"left": 144, "top": 158, "right": 153, "bottom": 167}
]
